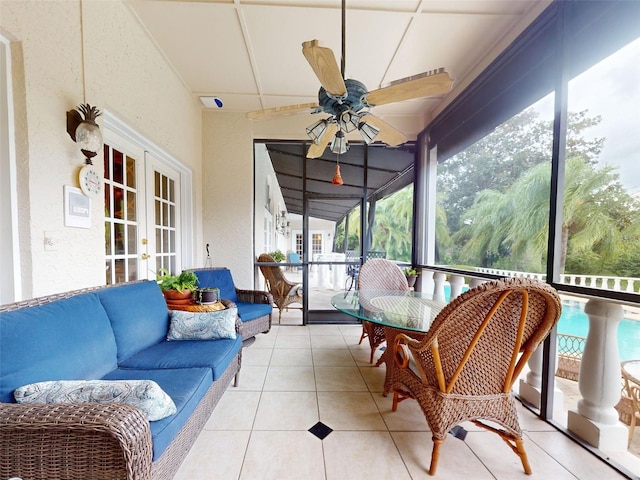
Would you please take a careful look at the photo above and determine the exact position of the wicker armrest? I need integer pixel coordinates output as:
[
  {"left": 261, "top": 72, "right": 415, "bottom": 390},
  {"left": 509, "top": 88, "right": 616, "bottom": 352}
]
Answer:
[
  {"left": 235, "top": 288, "right": 273, "bottom": 305},
  {"left": 0, "top": 402, "right": 153, "bottom": 480}
]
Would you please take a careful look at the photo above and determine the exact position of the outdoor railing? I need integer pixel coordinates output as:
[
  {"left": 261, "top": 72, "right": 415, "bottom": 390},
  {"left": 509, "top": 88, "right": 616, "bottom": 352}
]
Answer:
[
  {"left": 556, "top": 333, "right": 587, "bottom": 382},
  {"left": 473, "top": 268, "right": 640, "bottom": 294}
]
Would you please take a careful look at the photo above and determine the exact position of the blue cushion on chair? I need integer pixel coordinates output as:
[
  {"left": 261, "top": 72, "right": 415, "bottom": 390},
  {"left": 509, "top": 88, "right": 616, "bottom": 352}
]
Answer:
[
  {"left": 193, "top": 269, "right": 238, "bottom": 303},
  {"left": 236, "top": 302, "right": 272, "bottom": 322},
  {"left": 97, "top": 281, "right": 170, "bottom": 363}
]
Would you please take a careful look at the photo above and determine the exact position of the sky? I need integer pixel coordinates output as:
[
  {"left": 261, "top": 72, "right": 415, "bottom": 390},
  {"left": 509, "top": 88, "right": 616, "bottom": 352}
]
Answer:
[{"left": 565, "top": 37, "right": 639, "bottom": 196}]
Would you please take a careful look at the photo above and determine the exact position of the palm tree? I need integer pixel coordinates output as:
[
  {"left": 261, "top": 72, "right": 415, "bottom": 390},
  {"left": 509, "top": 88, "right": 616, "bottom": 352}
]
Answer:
[{"left": 454, "top": 157, "right": 623, "bottom": 273}]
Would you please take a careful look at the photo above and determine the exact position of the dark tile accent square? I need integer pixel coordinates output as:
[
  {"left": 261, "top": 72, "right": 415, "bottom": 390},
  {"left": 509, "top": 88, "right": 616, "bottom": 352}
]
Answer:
[
  {"left": 449, "top": 425, "right": 467, "bottom": 441},
  {"left": 308, "top": 421, "right": 333, "bottom": 440}
]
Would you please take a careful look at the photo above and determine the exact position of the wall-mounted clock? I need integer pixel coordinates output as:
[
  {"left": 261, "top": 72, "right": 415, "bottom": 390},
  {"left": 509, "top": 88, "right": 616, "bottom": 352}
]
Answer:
[{"left": 78, "top": 163, "right": 102, "bottom": 197}]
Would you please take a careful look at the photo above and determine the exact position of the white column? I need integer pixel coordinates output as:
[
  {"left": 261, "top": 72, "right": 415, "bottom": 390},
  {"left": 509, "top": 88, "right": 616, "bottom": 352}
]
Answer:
[
  {"left": 518, "top": 344, "right": 564, "bottom": 419},
  {"left": 449, "top": 274, "right": 465, "bottom": 299},
  {"left": 433, "top": 272, "right": 447, "bottom": 302},
  {"left": 567, "top": 299, "right": 627, "bottom": 451},
  {"left": 421, "top": 270, "right": 434, "bottom": 296},
  {"left": 468, "top": 278, "right": 485, "bottom": 289}
]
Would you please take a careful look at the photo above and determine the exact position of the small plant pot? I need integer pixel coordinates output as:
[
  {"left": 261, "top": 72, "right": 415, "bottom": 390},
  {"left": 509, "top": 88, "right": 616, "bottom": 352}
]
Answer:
[
  {"left": 162, "top": 289, "right": 193, "bottom": 301},
  {"left": 406, "top": 275, "right": 417, "bottom": 288}
]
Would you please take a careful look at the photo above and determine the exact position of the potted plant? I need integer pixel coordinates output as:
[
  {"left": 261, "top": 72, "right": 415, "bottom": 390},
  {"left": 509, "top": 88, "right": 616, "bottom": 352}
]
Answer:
[
  {"left": 268, "top": 249, "right": 286, "bottom": 262},
  {"left": 403, "top": 267, "right": 420, "bottom": 288},
  {"left": 157, "top": 268, "right": 199, "bottom": 301}
]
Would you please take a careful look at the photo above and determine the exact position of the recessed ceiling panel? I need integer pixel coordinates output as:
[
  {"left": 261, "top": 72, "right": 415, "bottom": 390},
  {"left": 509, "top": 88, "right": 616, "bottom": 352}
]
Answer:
[{"left": 129, "top": 1, "right": 257, "bottom": 93}]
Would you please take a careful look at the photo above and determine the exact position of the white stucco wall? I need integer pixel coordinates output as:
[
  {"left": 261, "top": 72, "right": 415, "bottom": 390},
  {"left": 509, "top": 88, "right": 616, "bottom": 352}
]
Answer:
[
  {"left": 1, "top": 0, "right": 203, "bottom": 298},
  {"left": 202, "top": 111, "right": 254, "bottom": 287}
]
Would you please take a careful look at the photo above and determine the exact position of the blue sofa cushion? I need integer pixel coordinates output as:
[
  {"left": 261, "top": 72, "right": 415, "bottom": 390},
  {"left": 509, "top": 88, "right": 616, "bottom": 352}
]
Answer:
[
  {"left": 236, "top": 302, "right": 272, "bottom": 322},
  {"left": 0, "top": 294, "right": 118, "bottom": 403},
  {"left": 193, "top": 268, "right": 238, "bottom": 303},
  {"left": 103, "top": 367, "right": 213, "bottom": 461},
  {"left": 118, "top": 336, "right": 242, "bottom": 381},
  {"left": 97, "top": 281, "right": 170, "bottom": 363}
]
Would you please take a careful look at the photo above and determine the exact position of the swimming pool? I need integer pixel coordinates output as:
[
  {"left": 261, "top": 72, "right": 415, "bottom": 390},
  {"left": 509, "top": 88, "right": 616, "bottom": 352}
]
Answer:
[
  {"left": 443, "top": 285, "right": 640, "bottom": 361},
  {"left": 557, "top": 302, "right": 640, "bottom": 362}
]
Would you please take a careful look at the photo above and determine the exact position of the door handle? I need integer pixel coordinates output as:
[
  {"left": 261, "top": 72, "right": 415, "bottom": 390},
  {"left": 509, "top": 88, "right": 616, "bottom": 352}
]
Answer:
[{"left": 141, "top": 253, "right": 151, "bottom": 260}]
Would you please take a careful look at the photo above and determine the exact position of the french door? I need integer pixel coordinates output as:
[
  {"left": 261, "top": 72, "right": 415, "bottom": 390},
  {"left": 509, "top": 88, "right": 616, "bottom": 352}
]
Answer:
[{"left": 104, "top": 131, "right": 182, "bottom": 284}]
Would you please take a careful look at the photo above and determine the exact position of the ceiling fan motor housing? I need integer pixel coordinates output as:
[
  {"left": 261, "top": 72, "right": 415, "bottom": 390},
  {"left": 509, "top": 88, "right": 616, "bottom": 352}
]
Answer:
[{"left": 319, "top": 78, "right": 369, "bottom": 116}]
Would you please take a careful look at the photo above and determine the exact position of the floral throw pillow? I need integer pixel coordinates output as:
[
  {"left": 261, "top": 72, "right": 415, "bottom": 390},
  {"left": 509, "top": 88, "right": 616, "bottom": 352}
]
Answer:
[
  {"left": 167, "top": 306, "right": 237, "bottom": 341},
  {"left": 14, "top": 379, "right": 177, "bottom": 421}
]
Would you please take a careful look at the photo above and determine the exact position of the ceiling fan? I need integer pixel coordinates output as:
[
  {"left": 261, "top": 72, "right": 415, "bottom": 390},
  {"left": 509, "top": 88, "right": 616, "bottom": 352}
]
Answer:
[{"left": 246, "top": 0, "right": 454, "bottom": 159}]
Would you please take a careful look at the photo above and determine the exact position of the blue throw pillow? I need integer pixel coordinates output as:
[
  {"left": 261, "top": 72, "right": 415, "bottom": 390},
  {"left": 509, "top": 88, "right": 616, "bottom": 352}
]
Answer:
[{"left": 167, "top": 306, "right": 237, "bottom": 340}]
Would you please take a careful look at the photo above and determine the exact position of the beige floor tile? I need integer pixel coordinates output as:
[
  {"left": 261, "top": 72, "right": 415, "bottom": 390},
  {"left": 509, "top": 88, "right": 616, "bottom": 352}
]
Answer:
[
  {"left": 338, "top": 324, "right": 364, "bottom": 336},
  {"left": 174, "top": 430, "right": 250, "bottom": 480},
  {"left": 239, "top": 431, "right": 325, "bottom": 480},
  {"left": 253, "top": 391, "right": 319, "bottom": 430},
  {"left": 205, "top": 390, "right": 261, "bottom": 431},
  {"left": 318, "top": 391, "right": 387, "bottom": 430},
  {"left": 314, "top": 366, "right": 368, "bottom": 391},
  {"left": 308, "top": 324, "right": 343, "bottom": 336},
  {"left": 391, "top": 431, "right": 495, "bottom": 479},
  {"left": 241, "top": 347, "right": 273, "bottom": 366},
  {"left": 274, "top": 334, "right": 311, "bottom": 349},
  {"left": 466, "top": 430, "right": 578, "bottom": 479},
  {"left": 526, "top": 431, "right": 632, "bottom": 479},
  {"left": 274, "top": 324, "right": 309, "bottom": 336},
  {"left": 270, "top": 347, "right": 312, "bottom": 366},
  {"left": 252, "top": 332, "right": 277, "bottom": 348},
  {"left": 310, "top": 334, "right": 348, "bottom": 349},
  {"left": 373, "top": 393, "right": 429, "bottom": 431},
  {"left": 516, "top": 402, "right": 560, "bottom": 432},
  {"left": 324, "top": 431, "right": 412, "bottom": 480},
  {"left": 358, "top": 364, "right": 387, "bottom": 393},
  {"left": 234, "top": 365, "right": 268, "bottom": 391},
  {"left": 312, "top": 348, "right": 357, "bottom": 366},
  {"left": 349, "top": 342, "right": 384, "bottom": 366},
  {"left": 263, "top": 365, "right": 316, "bottom": 391}
]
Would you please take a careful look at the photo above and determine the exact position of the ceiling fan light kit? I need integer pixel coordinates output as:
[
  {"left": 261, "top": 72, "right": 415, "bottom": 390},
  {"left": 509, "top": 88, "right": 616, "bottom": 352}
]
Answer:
[{"left": 248, "top": 0, "right": 453, "bottom": 171}]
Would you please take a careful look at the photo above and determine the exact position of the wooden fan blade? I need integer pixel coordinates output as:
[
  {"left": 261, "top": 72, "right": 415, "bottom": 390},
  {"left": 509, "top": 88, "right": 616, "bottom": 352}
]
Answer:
[
  {"left": 306, "top": 122, "right": 338, "bottom": 158},
  {"left": 247, "top": 102, "right": 318, "bottom": 121},
  {"left": 361, "top": 115, "right": 407, "bottom": 147},
  {"left": 366, "top": 68, "right": 453, "bottom": 106},
  {"left": 302, "top": 40, "right": 347, "bottom": 97}
]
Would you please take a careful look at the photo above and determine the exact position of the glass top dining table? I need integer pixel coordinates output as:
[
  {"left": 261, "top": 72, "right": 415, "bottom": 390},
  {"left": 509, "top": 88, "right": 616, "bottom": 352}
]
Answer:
[{"left": 331, "top": 290, "right": 449, "bottom": 333}]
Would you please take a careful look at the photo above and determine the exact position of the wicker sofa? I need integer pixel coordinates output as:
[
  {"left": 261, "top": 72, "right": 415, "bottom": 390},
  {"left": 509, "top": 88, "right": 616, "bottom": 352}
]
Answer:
[
  {"left": 0, "top": 280, "right": 243, "bottom": 480},
  {"left": 191, "top": 267, "right": 273, "bottom": 341}
]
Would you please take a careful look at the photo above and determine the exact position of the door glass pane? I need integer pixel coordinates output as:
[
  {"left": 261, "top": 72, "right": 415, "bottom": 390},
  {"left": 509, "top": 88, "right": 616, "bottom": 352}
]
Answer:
[
  {"left": 104, "top": 143, "right": 140, "bottom": 285},
  {"left": 153, "top": 168, "right": 179, "bottom": 274}
]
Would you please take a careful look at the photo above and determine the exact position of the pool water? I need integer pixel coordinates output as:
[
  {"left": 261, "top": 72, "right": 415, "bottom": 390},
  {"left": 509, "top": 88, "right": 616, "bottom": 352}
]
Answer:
[
  {"left": 557, "top": 302, "right": 640, "bottom": 362},
  {"left": 443, "top": 285, "right": 639, "bottom": 361}
]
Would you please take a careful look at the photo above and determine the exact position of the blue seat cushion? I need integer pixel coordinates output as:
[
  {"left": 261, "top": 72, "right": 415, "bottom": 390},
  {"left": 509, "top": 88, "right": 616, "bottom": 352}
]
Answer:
[
  {"left": 193, "top": 269, "right": 238, "bottom": 303},
  {"left": 236, "top": 302, "right": 272, "bottom": 322},
  {"left": 97, "top": 281, "right": 170, "bottom": 363},
  {"left": 102, "top": 367, "right": 213, "bottom": 461},
  {"left": 0, "top": 294, "right": 118, "bottom": 403},
  {"left": 118, "top": 336, "right": 242, "bottom": 381}
]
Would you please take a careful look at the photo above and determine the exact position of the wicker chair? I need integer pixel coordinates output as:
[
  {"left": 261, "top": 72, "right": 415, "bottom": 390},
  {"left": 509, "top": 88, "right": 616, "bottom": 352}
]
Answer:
[
  {"left": 258, "top": 253, "right": 303, "bottom": 322},
  {"left": 391, "top": 277, "right": 561, "bottom": 476},
  {"left": 616, "top": 363, "right": 640, "bottom": 447},
  {"left": 357, "top": 258, "right": 410, "bottom": 364}
]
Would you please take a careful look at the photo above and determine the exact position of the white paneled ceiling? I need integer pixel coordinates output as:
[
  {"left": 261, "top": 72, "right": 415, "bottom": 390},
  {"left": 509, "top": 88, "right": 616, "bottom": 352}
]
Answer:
[{"left": 127, "top": 0, "right": 551, "bottom": 137}]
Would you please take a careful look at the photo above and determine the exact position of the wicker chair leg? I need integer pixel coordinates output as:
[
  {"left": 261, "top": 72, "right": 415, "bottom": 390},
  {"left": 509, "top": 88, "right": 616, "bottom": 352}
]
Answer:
[
  {"left": 358, "top": 325, "right": 367, "bottom": 345},
  {"left": 429, "top": 437, "right": 444, "bottom": 475},
  {"left": 515, "top": 437, "right": 532, "bottom": 474}
]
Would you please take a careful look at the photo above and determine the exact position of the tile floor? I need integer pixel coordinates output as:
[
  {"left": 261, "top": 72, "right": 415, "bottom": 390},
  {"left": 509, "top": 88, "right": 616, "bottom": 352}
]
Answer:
[{"left": 174, "top": 324, "right": 635, "bottom": 480}]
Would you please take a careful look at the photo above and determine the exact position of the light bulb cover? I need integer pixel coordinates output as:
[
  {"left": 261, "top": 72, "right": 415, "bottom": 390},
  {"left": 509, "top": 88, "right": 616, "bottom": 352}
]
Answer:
[
  {"left": 306, "top": 119, "right": 329, "bottom": 144},
  {"left": 330, "top": 130, "right": 349, "bottom": 155},
  {"left": 358, "top": 121, "right": 380, "bottom": 144}
]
